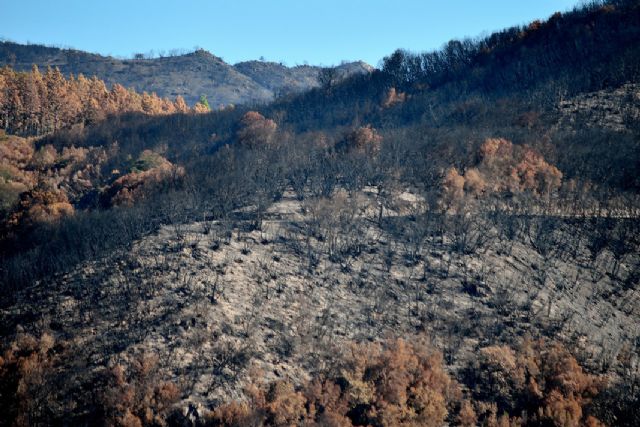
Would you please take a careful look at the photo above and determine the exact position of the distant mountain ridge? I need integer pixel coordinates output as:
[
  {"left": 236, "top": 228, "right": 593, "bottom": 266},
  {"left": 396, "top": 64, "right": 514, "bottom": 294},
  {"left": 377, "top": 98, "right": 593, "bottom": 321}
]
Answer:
[{"left": 0, "top": 42, "right": 373, "bottom": 106}]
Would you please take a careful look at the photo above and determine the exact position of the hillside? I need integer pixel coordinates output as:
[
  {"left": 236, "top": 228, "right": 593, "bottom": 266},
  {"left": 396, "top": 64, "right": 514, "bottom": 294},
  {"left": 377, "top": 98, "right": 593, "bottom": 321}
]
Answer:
[
  {"left": 2, "top": 185, "right": 638, "bottom": 424},
  {"left": 0, "top": 42, "right": 372, "bottom": 106},
  {"left": 2, "top": 82, "right": 639, "bottom": 424},
  {"left": 234, "top": 60, "right": 373, "bottom": 94},
  {"left": 1, "top": 1, "right": 640, "bottom": 426}
]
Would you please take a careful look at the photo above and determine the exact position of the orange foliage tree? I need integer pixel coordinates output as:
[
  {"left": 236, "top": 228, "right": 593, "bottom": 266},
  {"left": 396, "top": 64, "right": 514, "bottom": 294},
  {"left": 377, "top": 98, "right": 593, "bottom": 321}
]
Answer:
[
  {"left": 440, "top": 167, "right": 465, "bottom": 210},
  {"left": 207, "top": 338, "right": 462, "bottom": 427},
  {"left": 101, "top": 354, "right": 181, "bottom": 427},
  {"left": 0, "top": 65, "right": 192, "bottom": 136},
  {"left": 8, "top": 183, "right": 74, "bottom": 227},
  {"left": 342, "top": 125, "right": 383, "bottom": 155},
  {"left": 463, "top": 167, "right": 486, "bottom": 197},
  {"left": 0, "top": 333, "right": 60, "bottom": 427},
  {"left": 478, "top": 137, "right": 562, "bottom": 195},
  {"left": 338, "top": 338, "right": 459, "bottom": 426},
  {"left": 101, "top": 150, "right": 183, "bottom": 207},
  {"left": 472, "top": 338, "right": 605, "bottom": 426},
  {"left": 382, "top": 87, "right": 406, "bottom": 108},
  {"left": 0, "top": 134, "right": 36, "bottom": 212},
  {"left": 440, "top": 138, "right": 563, "bottom": 206},
  {"left": 236, "top": 111, "right": 278, "bottom": 148}
]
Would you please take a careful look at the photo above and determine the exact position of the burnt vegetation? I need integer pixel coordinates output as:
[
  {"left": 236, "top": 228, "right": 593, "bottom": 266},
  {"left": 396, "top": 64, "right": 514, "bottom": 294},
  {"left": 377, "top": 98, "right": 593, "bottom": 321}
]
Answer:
[{"left": 1, "top": 0, "right": 640, "bottom": 425}]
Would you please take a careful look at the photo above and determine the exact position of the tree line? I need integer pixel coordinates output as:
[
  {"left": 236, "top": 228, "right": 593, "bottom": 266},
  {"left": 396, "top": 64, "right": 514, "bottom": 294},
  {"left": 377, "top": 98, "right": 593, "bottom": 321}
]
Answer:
[{"left": 0, "top": 65, "right": 213, "bottom": 136}]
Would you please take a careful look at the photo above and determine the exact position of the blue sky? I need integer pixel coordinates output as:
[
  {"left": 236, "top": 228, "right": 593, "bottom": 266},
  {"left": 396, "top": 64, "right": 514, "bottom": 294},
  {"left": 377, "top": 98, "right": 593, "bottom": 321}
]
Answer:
[{"left": 2, "top": 0, "right": 582, "bottom": 67}]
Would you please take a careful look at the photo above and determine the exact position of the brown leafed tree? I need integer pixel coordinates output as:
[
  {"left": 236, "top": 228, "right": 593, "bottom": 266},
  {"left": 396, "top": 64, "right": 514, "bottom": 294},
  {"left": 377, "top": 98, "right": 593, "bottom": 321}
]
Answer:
[
  {"left": 472, "top": 339, "right": 605, "bottom": 426},
  {"left": 0, "top": 333, "right": 60, "bottom": 427},
  {"left": 0, "top": 66, "right": 189, "bottom": 136},
  {"left": 173, "top": 95, "right": 189, "bottom": 113},
  {"left": 8, "top": 183, "right": 74, "bottom": 227},
  {"left": 236, "top": 111, "right": 278, "bottom": 148},
  {"left": 440, "top": 167, "right": 465, "bottom": 210},
  {"left": 101, "top": 354, "right": 181, "bottom": 427},
  {"left": 341, "top": 125, "right": 382, "bottom": 155}
]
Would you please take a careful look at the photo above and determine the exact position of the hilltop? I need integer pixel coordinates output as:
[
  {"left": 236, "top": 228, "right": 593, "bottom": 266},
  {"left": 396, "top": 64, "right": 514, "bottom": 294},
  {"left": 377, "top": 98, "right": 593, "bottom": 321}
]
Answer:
[{"left": 0, "top": 42, "right": 372, "bottom": 105}]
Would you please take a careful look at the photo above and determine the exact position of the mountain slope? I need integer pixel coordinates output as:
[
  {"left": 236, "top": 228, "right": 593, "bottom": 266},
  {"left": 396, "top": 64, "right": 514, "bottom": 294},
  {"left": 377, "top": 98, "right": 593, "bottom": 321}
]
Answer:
[
  {"left": 1, "top": 187, "right": 638, "bottom": 424},
  {"left": 1, "top": 1, "right": 640, "bottom": 425},
  {"left": 0, "top": 42, "right": 372, "bottom": 105},
  {"left": 234, "top": 60, "right": 374, "bottom": 94}
]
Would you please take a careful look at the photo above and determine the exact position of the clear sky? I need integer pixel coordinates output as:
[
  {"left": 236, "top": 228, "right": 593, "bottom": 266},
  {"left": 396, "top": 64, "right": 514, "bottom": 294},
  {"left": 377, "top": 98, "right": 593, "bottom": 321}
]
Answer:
[{"left": 2, "top": 0, "right": 582, "bottom": 67}]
